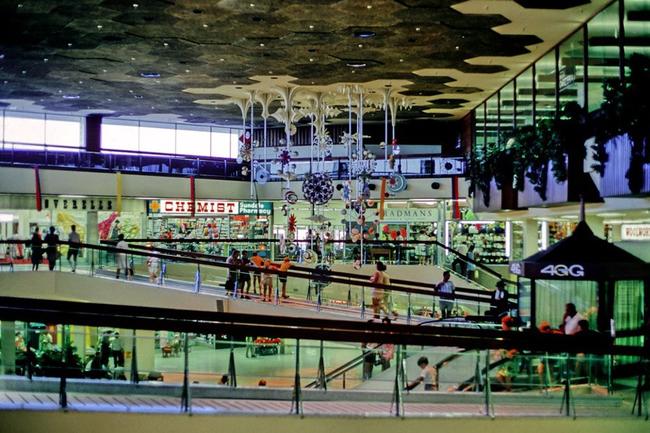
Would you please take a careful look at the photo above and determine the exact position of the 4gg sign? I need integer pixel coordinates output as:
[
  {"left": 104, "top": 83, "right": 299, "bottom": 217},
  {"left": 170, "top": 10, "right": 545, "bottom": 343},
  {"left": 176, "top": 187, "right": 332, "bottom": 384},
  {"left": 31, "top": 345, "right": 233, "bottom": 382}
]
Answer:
[{"left": 539, "top": 264, "right": 585, "bottom": 278}]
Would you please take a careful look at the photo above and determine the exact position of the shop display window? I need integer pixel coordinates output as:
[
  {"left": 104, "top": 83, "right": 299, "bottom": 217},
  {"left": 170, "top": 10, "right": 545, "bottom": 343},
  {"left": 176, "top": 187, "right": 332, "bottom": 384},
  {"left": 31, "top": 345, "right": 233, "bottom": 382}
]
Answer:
[{"left": 446, "top": 221, "right": 510, "bottom": 264}]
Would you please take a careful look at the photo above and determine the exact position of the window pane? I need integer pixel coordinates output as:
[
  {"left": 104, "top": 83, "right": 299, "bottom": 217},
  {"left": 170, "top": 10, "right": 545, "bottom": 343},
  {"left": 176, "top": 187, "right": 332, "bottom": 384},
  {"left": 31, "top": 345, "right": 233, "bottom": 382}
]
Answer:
[
  {"left": 177, "top": 125, "right": 210, "bottom": 156},
  {"left": 624, "top": 0, "right": 650, "bottom": 76},
  {"left": 212, "top": 128, "right": 240, "bottom": 158},
  {"left": 587, "top": 1, "right": 620, "bottom": 112},
  {"left": 485, "top": 94, "right": 499, "bottom": 150},
  {"left": 500, "top": 81, "right": 515, "bottom": 135},
  {"left": 516, "top": 67, "right": 534, "bottom": 127},
  {"left": 140, "top": 122, "right": 175, "bottom": 154},
  {"left": 535, "top": 50, "right": 557, "bottom": 123},
  {"left": 102, "top": 120, "right": 139, "bottom": 152},
  {"left": 558, "top": 29, "right": 585, "bottom": 109},
  {"left": 4, "top": 112, "right": 45, "bottom": 145},
  {"left": 230, "top": 130, "right": 241, "bottom": 158},
  {"left": 45, "top": 114, "right": 81, "bottom": 148}
]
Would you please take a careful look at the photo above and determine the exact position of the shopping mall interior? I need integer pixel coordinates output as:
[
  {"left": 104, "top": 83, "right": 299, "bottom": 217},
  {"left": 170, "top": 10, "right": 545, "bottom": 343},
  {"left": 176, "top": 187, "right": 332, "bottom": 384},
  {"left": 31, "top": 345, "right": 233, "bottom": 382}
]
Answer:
[{"left": 0, "top": 1, "right": 649, "bottom": 432}]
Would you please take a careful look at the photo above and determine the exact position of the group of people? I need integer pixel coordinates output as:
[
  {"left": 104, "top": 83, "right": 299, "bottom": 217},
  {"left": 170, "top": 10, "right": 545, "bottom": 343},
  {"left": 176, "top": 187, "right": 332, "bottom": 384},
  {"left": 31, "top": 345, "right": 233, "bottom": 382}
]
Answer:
[
  {"left": 225, "top": 249, "right": 293, "bottom": 302},
  {"left": 29, "top": 225, "right": 81, "bottom": 272}
]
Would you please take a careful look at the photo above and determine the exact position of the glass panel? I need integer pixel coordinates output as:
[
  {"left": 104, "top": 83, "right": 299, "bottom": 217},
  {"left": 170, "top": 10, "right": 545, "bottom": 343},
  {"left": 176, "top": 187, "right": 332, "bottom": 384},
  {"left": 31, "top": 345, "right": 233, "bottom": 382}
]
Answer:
[
  {"left": 515, "top": 66, "right": 534, "bottom": 127},
  {"left": 587, "top": 1, "right": 620, "bottom": 112},
  {"left": 624, "top": 0, "right": 650, "bottom": 76},
  {"left": 473, "top": 103, "right": 485, "bottom": 153},
  {"left": 499, "top": 81, "right": 515, "bottom": 136},
  {"left": 485, "top": 93, "right": 499, "bottom": 150},
  {"left": 44, "top": 114, "right": 82, "bottom": 148},
  {"left": 140, "top": 121, "right": 175, "bottom": 154},
  {"left": 102, "top": 119, "right": 139, "bottom": 152},
  {"left": 535, "top": 280, "right": 598, "bottom": 331},
  {"left": 177, "top": 125, "right": 210, "bottom": 157},
  {"left": 4, "top": 112, "right": 45, "bottom": 145},
  {"left": 558, "top": 29, "right": 585, "bottom": 109},
  {"left": 535, "top": 50, "right": 557, "bottom": 123}
]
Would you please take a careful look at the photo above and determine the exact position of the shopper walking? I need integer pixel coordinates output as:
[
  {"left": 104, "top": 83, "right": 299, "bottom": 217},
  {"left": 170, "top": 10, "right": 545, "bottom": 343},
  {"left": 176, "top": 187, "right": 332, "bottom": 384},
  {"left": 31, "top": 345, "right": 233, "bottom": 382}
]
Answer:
[
  {"left": 436, "top": 270, "right": 455, "bottom": 319},
  {"left": 115, "top": 234, "right": 129, "bottom": 279},
  {"left": 225, "top": 249, "right": 240, "bottom": 296},
  {"left": 43, "top": 226, "right": 59, "bottom": 271},
  {"left": 67, "top": 225, "right": 81, "bottom": 272},
  {"left": 369, "top": 261, "right": 391, "bottom": 319},
  {"left": 30, "top": 228, "right": 43, "bottom": 271}
]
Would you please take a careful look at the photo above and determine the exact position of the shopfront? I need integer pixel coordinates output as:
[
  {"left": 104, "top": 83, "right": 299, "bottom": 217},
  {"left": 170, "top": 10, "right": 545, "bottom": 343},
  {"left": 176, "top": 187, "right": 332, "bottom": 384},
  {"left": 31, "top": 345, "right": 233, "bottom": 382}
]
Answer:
[
  {"left": 146, "top": 199, "right": 273, "bottom": 256},
  {"left": 445, "top": 220, "right": 524, "bottom": 265},
  {"left": 0, "top": 194, "right": 144, "bottom": 262}
]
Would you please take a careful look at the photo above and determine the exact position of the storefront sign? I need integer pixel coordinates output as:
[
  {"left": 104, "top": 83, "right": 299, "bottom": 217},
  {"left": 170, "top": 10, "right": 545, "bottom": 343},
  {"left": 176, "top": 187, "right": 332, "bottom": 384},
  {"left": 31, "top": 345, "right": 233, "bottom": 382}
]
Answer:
[
  {"left": 239, "top": 201, "right": 273, "bottom": 216},
  {"left": 156, "top": 200, "right": 239, "bottom": 215},
  {"left": 621, "top": 224, "right": 650, "bottom": 241},
  {"left": 382, "top": 208, "right": 439, "bottom": 222},
  {"left": 43, "top": 197, "right": 113, "bottom": 211}
]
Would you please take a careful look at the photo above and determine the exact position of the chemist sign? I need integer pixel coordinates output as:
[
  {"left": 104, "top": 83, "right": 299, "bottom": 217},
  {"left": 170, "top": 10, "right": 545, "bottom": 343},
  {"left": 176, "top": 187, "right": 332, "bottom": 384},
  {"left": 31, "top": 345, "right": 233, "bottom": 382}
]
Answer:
[{"left": 155, "top": 200, "right": 239, "bottom": 215}]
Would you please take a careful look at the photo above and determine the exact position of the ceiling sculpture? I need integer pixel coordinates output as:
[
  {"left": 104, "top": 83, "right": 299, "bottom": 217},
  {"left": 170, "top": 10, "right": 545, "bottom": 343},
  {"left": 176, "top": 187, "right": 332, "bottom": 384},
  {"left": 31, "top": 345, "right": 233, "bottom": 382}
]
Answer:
[{"left": 0, "top": 0, "right": 611, "bottom": 125}]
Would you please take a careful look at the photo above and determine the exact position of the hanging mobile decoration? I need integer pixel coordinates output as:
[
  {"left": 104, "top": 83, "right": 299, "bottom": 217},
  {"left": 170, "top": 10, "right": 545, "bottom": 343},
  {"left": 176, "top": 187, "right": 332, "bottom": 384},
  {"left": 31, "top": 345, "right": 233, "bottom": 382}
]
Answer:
[
  {"left": 284, "top": 190, "right": 298, "bottom": 205},
  {"left": 387, "top": 173, "right": 407, "bottom": 193},
  {"left": 302, "top": 172, "right": 334, "bottom": 205},
  {"left": 238, "top": 130, "right": 253, "bottom": 163}
]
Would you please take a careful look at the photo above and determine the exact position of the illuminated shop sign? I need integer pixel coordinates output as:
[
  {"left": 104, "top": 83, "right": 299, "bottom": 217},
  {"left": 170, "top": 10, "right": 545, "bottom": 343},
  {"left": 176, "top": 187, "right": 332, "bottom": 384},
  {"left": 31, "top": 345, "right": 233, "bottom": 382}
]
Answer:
[
  {"left": 151, "top": 200, "right": 272, "bottom": 216},
  {"left": 156, "top": 200, "right": 238, "bottom": 215},
  {"left": 44, "top": 197, "right": 113, "bottom": 211},
  {"left": 382, "top": 208, "right": 439, "bottom": 221},
  {"left": 621, "top": 224, "right": 650, "bottom": 241}
]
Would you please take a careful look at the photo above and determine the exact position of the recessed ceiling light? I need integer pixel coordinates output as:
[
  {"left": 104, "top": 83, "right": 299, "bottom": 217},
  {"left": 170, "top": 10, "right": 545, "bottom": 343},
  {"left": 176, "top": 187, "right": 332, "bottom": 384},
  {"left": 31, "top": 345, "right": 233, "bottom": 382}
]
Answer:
[
  {"left": 353, "top": 30, "right": 376, "bottom": 39},
  {"left": 67, "top": 43, "right": 72, "bottom": 47},
  {"left": 43, "top": 58, "right": 48, "bottom": 62},
  {"left": 131, "top": 57, "right": 136, "bottom": 61},
  {"left": 62, "top": 95, "right": 80, "bottom": 99},
  {"left": 309, "top": 25, "right": 314, "bottom": 30},
  {"left": 259, "top": 43, "right": 265, "bottom": 47},
  {"left": 346, "top": 62, "right": 367, "bottom": 68},
  {"left": 366, "top": 4, "right": 372, "bottom": 9},
  {"left": 233, "top": 81, "right": 237, "bottom": 84},
  {"left": 351, "top": 70, "right": 356, "bottom": 74},
  {"left": 163, "top": 42, "right": 169, "bottom": 47},
  {"left": 78, "top": 80, "right": 83, "bottom": 84},
  {"left": 268, "top": 70, "right": 272, "bottom": 74},
  {"left": 132, "top": 3, "right": 139, "bottom": 8},
  {"left": 455, "top": 46, "right": 460, "bottom": 50},
  {"left": 219, "top": 58, "right": 225, "bottom": 61},
  {"left": 0, "top": 54, "right": 4, "bottom": 59},
  {"left": 250, "top": 3, "right": 255, "bottom": 7},
  {"left": 358, "top": 43, "right": 363, "bottom": 48},
  {"left": 415, "top": 27, "right": 421, "bottom": 31},
  {"left": 203, "top": 24, "right": 208, "bottom": 28},
  {"left": 140, "top": 72, "right": 160, "bottom": 78},
  {"left": 97, "top": 25, "right": 103, "bottom": 30},
  {"left": 399, "top": 58, "right": 404, "bottom": 62},
  {"left": 311, "top": 81, "right": 315, "bottom": 84},
  {"left": 309, "top": 58, "right": 314, "bottom": 62},
  {"left": 185, "top": 69, "right": 190, "bottom": 73}
]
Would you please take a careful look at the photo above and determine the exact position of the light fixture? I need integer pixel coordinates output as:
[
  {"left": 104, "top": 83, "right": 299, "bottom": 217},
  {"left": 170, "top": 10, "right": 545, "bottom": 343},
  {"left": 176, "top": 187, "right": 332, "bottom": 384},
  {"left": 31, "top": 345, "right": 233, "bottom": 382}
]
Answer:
[
  {"left": 203, "top": 23, "right": 208, "bottom": 28},
  {"left": 219, "top": 58, "right": 225, "bottom": 61},
  {"left": 358, "top": 43, "right": 363, "bottom": 48},
  {"left": 250, "top": 2, "right": 255, "bottom": 7},
  {"left": 140, "top": 72, "right": 160, "bottom": 78},
  {"left": 62, "top": 95, "right": 80, "bottom": 99},
  {"left": 309, "top": 25, "right": 314, "bottom": 30},
  {"left": 58, "top": 194, "right": 88, "bottom": 198},
  {"left": 346, "top": 62, "right": 367, "bottom": 68},
  {"left": 415, "top": 27, "right": 421, "bottom": 31},
  {"left": 163, "top": 42, "right": 169, "bottom": 47},
  {"left": 259, "top": 43, "right": 265, "bottom": 47},
  {"left": 97, "top": 25, "right": 103, "bottom": 30},
  {"left": 399, "top": 58, "right": 404, "bottom": 62},
  {"left": 354, "top": 30, "right": 376, "bottom": 39},
  {"left": 366, "top": 4, "right": 372, "bottom": 9}
]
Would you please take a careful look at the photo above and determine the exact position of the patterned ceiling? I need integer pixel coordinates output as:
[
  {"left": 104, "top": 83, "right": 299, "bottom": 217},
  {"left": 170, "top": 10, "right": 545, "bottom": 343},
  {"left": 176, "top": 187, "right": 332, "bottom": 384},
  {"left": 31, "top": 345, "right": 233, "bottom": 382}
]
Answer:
[{"left": 0, "top": 0, "right": 611, "bottom": 125}]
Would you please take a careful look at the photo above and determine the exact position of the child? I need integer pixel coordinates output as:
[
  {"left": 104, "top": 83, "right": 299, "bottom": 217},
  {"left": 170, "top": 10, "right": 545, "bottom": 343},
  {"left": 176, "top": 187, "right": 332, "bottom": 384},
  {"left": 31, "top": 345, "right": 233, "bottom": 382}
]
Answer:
[
  {"left": 279, "top": 256, "right": 292, "bottom": 299},
  {"left": 405, "top": 356, "right": 438, "bottom": 391},
  {"left": 261, "top": 259, "right": 276, "bottom": 302}
]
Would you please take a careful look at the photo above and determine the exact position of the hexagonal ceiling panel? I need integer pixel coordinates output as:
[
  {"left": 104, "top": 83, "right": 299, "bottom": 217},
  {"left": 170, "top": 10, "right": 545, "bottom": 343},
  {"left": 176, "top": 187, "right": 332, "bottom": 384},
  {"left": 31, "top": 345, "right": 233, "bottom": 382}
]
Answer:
[{"left": 0, "top": 0, "right": 610, "bottom": 124}]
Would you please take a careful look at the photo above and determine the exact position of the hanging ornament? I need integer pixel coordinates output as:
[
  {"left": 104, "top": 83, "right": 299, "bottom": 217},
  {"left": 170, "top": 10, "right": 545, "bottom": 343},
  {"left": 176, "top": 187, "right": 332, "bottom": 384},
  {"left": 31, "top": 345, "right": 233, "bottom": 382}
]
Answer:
[
  {"left": 313, "top": 131, "right": 334, "bottom": 156},
  {"left": 288, "top": 213, "right": 297, "bottom": 233},
  {"left": 238, "top": 130, "right": 253, "bottom": 162},
  {"left": 284, "top": 190, "right": 298, "bottom": 204},
  {"left": 387, "top": 173, "right": 407, "bottom": 193},
  {"left": 255, "top": 165, "right": 269, "bottom": 184},
  {"left": 391, "top": 137, "right": 401, "bottom": 156},
  {"left": 302, "top": 172, "right": 334, "bottom": 205},
  {"left": 303, "top": 249, "right": 318, "bottom": 264}
]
